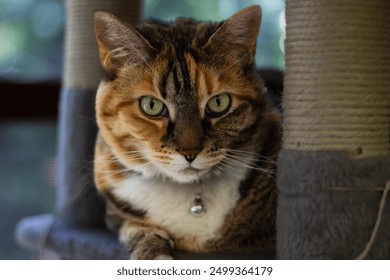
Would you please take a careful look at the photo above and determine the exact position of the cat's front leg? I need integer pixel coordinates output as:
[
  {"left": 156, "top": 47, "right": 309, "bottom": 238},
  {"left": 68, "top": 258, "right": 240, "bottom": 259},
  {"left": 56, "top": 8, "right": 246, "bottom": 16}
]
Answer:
[{"left": 120, "top": 220, "right": 174, "bottom": 260}]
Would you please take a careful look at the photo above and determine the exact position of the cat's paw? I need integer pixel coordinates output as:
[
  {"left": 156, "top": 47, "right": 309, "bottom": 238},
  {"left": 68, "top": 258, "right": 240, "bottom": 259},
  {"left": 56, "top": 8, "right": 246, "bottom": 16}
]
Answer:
[
  {"left": 129, "top": 232, "right": 174, "bottom": 260},
  {"left": 153, "top": 255, "right": 174, "bottom": 260}
]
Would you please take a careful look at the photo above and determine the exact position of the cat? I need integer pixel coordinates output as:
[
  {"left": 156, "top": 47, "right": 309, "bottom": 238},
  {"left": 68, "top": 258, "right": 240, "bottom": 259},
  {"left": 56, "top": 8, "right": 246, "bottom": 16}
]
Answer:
[{"left": 93, "top": 5, "right": 280, "bottom": 260}]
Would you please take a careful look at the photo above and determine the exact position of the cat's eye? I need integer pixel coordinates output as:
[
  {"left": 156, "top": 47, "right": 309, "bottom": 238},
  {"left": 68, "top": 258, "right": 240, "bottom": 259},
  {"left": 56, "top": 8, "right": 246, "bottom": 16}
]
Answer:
[
  {"left": 139, "top": 96, "right": 167, "bottom": 117},
  {"left": 206, "top": 93, "right": 231, "bottom": 117}
]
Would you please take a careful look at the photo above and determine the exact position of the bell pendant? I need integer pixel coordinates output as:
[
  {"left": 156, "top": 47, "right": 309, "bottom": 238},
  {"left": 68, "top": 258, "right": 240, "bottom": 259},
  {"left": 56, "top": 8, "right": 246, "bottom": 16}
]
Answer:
[{"left": 190, "top": 194, "right": 206, "bottom": 217}]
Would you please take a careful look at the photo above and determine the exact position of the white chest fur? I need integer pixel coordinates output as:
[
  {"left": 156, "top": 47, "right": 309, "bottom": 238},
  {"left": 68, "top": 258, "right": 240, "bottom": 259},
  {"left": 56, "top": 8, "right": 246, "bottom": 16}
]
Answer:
[{"left": 112, "top": 169, "right": 247, "bottom": 244}]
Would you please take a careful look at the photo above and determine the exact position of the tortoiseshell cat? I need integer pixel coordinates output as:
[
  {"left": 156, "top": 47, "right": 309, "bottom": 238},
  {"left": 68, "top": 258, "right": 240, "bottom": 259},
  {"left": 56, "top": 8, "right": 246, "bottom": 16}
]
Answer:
[{"left": 93, "top": 5, "right": 280, "bottom": 259}]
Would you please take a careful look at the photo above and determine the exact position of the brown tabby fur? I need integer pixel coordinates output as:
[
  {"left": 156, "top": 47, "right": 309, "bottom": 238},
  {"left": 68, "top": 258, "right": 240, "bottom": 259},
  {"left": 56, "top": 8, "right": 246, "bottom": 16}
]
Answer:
[{"left": 93, "top": 5, "right": 280, "bottom": 259}]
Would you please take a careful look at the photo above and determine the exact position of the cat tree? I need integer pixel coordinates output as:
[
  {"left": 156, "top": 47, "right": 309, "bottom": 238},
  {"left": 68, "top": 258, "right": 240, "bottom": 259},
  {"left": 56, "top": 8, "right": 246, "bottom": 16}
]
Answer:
[
  {"left": 16, "top": 0, "right": 389, "bottom": 259},
  {"left": 277, "top": 0, "right": 390, "bottom": 259},
  {"left": 16, "top": 0, "right": 143, "bottom": 259}
]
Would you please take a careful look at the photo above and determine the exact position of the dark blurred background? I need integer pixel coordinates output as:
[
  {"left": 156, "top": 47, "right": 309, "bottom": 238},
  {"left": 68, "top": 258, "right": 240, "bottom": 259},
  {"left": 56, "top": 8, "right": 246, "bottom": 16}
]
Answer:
[{"left": 0, "top": 0, "right": 285, "bottom": 259}]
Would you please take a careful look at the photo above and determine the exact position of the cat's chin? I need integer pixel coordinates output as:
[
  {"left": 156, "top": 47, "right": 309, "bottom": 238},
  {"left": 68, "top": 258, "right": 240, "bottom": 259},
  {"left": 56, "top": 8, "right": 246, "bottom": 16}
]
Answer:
[{"left": 162, "top": 167, "right": 210, "bottom": 184}]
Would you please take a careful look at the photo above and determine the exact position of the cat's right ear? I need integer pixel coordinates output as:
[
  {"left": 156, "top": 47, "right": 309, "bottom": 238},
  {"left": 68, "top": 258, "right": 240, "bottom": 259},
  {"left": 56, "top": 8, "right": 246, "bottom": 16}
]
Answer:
[
  {"left": 94, "top": 11, "right": 155, "bottom": 76},
  {"left": 204, "top": 5, "right": 261, "bottom": 60}
]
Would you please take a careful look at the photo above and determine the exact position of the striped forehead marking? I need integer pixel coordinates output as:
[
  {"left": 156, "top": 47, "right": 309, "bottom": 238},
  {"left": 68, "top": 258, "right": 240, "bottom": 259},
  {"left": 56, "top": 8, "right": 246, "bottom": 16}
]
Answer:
[{"left": 159, "top": 53, "right": 201, "bottom": 122}]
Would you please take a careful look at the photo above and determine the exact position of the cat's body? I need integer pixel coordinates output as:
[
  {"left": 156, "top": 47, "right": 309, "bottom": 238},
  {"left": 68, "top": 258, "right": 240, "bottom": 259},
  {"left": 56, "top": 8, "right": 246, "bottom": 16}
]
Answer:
[{"left": 93, "top": 5, "right": 280, "bottom": 259}]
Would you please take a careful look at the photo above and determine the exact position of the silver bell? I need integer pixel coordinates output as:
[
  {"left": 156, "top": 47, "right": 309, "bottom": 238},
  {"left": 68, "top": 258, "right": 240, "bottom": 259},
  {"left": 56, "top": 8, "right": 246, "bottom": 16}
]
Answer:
[{"left": 190, "top": 194, "right": 206, "bottom": 217}]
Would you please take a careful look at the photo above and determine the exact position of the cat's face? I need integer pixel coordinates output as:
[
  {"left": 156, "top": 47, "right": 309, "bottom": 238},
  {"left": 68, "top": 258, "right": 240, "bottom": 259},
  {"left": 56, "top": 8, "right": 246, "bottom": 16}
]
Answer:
[{"left": 95, "top": 6, "right": 272, "bottom": 183}]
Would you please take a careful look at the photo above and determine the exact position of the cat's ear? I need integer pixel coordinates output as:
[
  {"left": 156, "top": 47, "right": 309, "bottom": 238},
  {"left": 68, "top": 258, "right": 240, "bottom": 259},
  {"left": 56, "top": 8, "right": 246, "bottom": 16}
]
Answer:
[
  {"left": 94, "top": 11, "right": 155, "bottom": 75},
  {"left": 206, "top": 5, "right": 261, "bottom": 58}
]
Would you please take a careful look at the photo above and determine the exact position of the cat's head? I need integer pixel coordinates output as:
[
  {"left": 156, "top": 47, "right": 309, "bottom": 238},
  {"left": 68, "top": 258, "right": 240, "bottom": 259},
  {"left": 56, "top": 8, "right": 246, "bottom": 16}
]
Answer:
[{"left": 94, "top": 6, "right": 278, "bottom": 183}]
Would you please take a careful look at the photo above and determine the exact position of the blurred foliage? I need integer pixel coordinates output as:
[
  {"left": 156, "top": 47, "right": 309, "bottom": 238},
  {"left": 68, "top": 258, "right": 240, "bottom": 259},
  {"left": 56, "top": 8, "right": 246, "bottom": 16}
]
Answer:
[
  {"left": 0, "top": 0, "right": 284, "bottom": 83},
  {"left": 0, "top": 0, "right": 65, "bottom": 82}
]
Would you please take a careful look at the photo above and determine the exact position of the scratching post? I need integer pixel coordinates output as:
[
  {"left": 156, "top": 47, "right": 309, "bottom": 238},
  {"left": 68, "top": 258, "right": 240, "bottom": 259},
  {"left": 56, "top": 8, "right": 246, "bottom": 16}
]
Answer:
[
  {"left": 63, "top": 0, "right": 142, "bottom": 90},
  {"left": 57, "top": 0, "right": 143, "bottom": 221},
  {"left": 16, "top": 0, "right": 143, "bottom": 259},
  {"left": 277, "top": 0, "right": 390, "bottom": 259}
]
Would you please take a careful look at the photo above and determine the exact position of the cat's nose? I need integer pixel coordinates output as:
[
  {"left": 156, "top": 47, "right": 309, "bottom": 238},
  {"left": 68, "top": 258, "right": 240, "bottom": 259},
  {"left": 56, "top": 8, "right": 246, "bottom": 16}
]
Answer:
[{"left": 179, "top": 150, "right": 199, "bottom": 163}]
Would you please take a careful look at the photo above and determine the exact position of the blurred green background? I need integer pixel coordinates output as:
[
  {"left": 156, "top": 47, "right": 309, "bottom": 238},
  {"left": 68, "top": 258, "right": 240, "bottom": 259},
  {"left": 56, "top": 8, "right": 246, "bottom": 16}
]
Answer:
[
  {"left": 0, "top": 0, "right": 285, "bottom": 83},
  {"left": 0, "top": 0, "right": 285, "bottom": 259}
]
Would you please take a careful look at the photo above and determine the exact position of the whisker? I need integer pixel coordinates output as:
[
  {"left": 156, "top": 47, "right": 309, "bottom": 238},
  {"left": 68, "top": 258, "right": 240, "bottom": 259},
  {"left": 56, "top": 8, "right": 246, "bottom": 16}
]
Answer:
[
  {"left": 220, "top": 151, "right": 276, "bottom": 176},
  {"left": 224, "top": 154, "right": 275, "bottom": 166},
  {"left": 222, "top": 158, "right": 275, "bottom": 174},
  {"left": 69, "top": 111, "right": 97, "bottom": 122},
  {"left": 222, "top": 148, "right": 276, "bottom": 164},
  {"left": 94, "top": 155, "right": 148, "bottom": 173},
  {"left": 217, "top": 161, "right": 249, "bottom": 174}
]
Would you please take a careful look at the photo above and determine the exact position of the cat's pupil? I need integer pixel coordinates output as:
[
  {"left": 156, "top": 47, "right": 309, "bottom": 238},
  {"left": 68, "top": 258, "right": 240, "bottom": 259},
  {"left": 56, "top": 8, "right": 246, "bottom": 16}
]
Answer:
[
  {"left": 216, "top": 96, "right": 221, "bottom": 106},
  {"left": 150, "top": 99, "right": 155, "bottom": 109}
]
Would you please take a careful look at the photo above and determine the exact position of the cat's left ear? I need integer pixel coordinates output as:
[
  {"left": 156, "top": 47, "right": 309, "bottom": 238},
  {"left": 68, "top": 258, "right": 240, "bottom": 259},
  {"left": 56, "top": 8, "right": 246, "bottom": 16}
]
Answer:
[{"left": 206, "top": 5, "right": 261, "bottom": 58}]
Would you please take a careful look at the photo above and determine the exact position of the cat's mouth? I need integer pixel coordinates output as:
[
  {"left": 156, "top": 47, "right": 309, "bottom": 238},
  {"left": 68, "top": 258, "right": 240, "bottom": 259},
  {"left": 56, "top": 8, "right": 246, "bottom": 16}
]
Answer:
[
  {"left": 151, "top": 153, "right": 223, "bottom": 184},
  {"left": 181, "top": 167, "right": 201, "bottom": 175},
  {"left": 176, "top": 167, "right": 205, "bottom": 182},
  {"left": 162, "top": 166, "right": 211, "bottom": 184}
]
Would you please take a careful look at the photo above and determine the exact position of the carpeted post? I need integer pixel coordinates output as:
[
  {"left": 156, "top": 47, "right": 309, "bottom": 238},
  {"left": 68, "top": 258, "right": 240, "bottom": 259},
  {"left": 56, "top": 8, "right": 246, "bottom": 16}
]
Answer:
[{"left": 277, "top": 0, "right": 390, "bottom": 259}]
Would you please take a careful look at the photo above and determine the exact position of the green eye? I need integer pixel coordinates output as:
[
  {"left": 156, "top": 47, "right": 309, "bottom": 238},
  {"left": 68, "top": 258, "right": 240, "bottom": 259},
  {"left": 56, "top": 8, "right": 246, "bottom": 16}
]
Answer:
[
  {"left": 206, "top": 93, "right": 231, "bottom": 117},
  {"left": 139, "top": 96, "right": 166, "bottom": 117}
]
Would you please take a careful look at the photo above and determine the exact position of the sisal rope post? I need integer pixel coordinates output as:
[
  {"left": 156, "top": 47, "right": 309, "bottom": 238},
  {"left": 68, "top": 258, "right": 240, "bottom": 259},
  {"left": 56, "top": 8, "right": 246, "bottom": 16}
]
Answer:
[
  {"left": 277, "top": 0, "right": 390, "bottom": 259},
  {"left": 283, "top": 0, "right": 390, "bottom": 158},
  {"left": 64, "top": 0, "right": 143, "bottom": 90}
]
